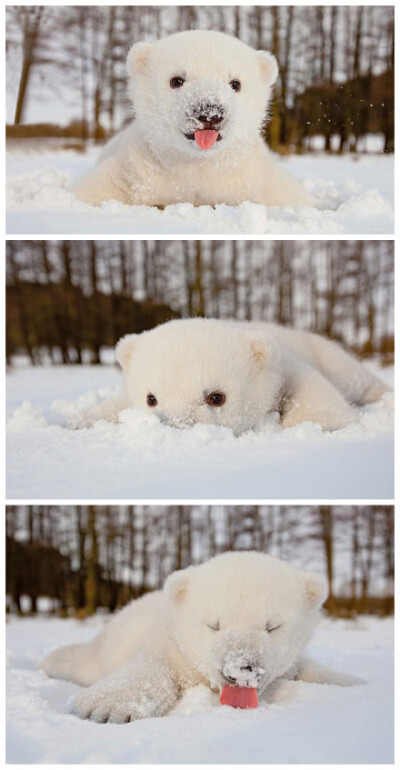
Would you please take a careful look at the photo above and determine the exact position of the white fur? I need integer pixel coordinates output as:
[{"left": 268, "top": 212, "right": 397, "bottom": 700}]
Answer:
[
  {"left": 78, "top": 318, "right": 388, "bottom": 435},
  {"left": 40, "top": 552, "right": 361, "bottom": 723},
  {"left": 73, "top": 30, "right": 314, "bottom": 207}
]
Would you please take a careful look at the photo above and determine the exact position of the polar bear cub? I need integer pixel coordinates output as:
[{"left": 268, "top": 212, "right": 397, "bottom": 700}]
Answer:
[
  {"left": 80, "top": 318, "right": 387, "bottom": 435},
  {"left": 41, "top": 552, "right": 361, "bottom": 723},
  {"left": 73, "top": 30, "right": 315, "bottom": 208}
]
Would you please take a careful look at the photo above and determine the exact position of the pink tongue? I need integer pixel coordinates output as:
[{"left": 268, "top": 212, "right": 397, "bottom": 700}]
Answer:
[
  {"left": 220, "top": 685, "right": 258, "bottom": 709},
  {"left": 194, "top": 129, "right": 219, "bottom": 150}
]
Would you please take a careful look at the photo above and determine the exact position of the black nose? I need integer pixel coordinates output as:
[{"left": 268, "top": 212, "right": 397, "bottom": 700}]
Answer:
[
  {"left": 224, "top": 665, "right": 254, "bottom": 683},
  {"left": 192, "top": 103, "right": 225, "bottom": 128},
  {"left": 197, "top": 114, "right": 224, "bottom": 128}
]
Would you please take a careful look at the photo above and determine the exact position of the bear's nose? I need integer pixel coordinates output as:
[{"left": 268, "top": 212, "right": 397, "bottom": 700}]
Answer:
[
  {"left": 222, "top": 664, "right": 256, "bottom": 684},
  {"left": 191, "top": 102, "right": 225, "bottom": 126},
  {"left": 197, "top": 114, "right": 224, "bottom": 128}
]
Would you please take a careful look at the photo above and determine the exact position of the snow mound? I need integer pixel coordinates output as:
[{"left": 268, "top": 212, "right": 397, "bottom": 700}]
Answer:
[
  {"left": 6, "top": 363, "right": 393, "bottom": 499},
  {"left": 6, "top": 615, "right": 394, "bottom": 763},
  {"left": 6, "top": 148, "right": 394, "bottom": 234},
  {"left": 7, "top": 401, "right": 48, "bottom": 433}
]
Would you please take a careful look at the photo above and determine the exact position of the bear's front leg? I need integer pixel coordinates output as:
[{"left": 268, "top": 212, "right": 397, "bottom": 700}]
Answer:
[
  {"left": 254, "top": 150, "right": 316, "bottom": 207},
  {"left": 72, "top": 655, "right": 178, "bottom": 723},
  {"left": 296, "top": 656, "right": 365, "bottom": 687},
  {"left": 72, "top": 157, "right": 131, "bottom": 206},
  {"left": 281, "top": 365, "right": 356, "bottom": 431}
]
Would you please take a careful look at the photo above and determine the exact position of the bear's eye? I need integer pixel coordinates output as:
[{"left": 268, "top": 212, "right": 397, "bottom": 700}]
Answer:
[
  {"left": 207, "top": 621, "right": 220, "bottom": 631},
  {"left": 265, "top": 623, "right": 282, "bottom": 633},
  {"left": 206, "top": 392, "right": 226, "bottom": 407},
  {"left": 147, "top": 394, "right": 158, "bottom": 407},
  {"left": 170, "top": 76, "right": 185, "bottom": 89},
  {"left": 230, "top": 80, "right": 241, "bottom": 92}
]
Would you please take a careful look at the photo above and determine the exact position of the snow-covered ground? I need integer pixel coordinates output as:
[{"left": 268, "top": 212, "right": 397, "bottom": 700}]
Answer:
[
  {"left": 6, "top": 614, "right": 394, "bottom": 764},
  {"left": 6, "top": 361, "right": 393, "bottom": 499},
  {"left": 6, "top": 145, "right": 394, "bottom": 235}
]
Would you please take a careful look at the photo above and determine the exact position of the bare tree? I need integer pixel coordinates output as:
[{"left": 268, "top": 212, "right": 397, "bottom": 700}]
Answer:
[{"left": 13, "top": 7, "right": 44, "bottom": 124}]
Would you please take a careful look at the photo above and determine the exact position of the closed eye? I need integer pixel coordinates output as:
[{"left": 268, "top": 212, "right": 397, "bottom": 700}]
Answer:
[
  {"left": 207, "top": 621, "right": 220, "bottom": 631},
  {"left": 265, "top": 623, "right": 282, "bottom": 633}
]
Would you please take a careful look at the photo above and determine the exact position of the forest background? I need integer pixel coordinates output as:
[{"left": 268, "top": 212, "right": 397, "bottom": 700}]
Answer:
[
  {"left": 6, "top": 5, "right": 394, "bottom": 153},
  {"left": 6, "top": 240, "right": 394, "bottom": 366},
  {"left": 6, "top": 505, "right": 394, "bottom": 617}
]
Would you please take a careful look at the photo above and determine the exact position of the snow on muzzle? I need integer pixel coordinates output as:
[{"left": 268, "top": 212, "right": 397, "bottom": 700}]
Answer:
[
  {"left": 156, "top": 408, "right": 196, "bottom": 429},
  {"left": 190, "top": 101, "right": 225, "bottom": 150},
  {"left": 179, "top": 80, "right": 235, "bottom": 150},
  {"left": 215, "top": 630, "right": 267, "bottom": 690},
  {"left": 220, "top": 654, "right": 265, "bottom": 689},
  {"left": 218, "top": 646, "right": 265, "bottom": 710}
]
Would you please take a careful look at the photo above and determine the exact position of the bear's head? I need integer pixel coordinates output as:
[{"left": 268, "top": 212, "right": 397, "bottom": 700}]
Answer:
[
  {"left": 126, "top": 30, "right": 278, "bottom": 163},
  {"left": 164, "top": 552, "right": 327, "bottom": 694},
  {"left": 116, "top": 318, "right": 283, "bottom": 435}
]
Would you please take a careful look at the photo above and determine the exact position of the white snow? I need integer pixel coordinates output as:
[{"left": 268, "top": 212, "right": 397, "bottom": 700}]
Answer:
[
  {"left": 6, "top": 361, "right": 393, "bottom": 499},
  {"left": 308, "top": 133, "right": 386, "bottom": 154},
  {"left": 6, "top": 614, "right": 394, "bottom": 763},
  {"left": 6, "top": 145, "right": 394, "bottom": 235}
]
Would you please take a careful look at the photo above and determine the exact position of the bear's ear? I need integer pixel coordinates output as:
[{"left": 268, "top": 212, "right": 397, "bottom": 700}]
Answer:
[
  {"left": 127, "top": 41, "right": 152, "bottom": 75},
  {"left": 257, "top": 50, "right": 279, "bottom": 87},
  {"left": 164, "top": 568, "right": 193, "bottom": 605},
  {"left": 246, "top": 330, "right": 280, "bottom": 368},
  {"left": 115, "top": 334, "right": 138, "bottom": 370},
  {"left": 304, "top": 573, "right": 328, "bottom": 608}
]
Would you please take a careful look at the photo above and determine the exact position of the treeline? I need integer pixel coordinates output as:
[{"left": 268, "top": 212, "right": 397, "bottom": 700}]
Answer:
[
  {"left": 6, "top": 6, "right": 394, "bottom": 152},
  {"left": 6, "top": 240, "right": 179, "bottom": 364},
  {"left": 6, "top": 505, "right": 394, "bottom": 617},
  {"left": 6, "top": 240, "right": 394, "bottom": 365}
]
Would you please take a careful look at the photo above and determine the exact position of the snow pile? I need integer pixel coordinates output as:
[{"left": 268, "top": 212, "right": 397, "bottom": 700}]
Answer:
[
  {"left": 6, "top": 614, "right": 394, "bottom": 763},
  {"left": 6, "top": 147, "right": 394, "bottom": 234},
  {"left": 6, "top": 362, "right": 393, "bottom": 499},
  {"left": 7, "top": 400, "right": 48, "bottom": 433}
]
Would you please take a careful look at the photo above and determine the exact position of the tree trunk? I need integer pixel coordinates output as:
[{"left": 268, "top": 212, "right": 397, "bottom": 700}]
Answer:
[
  {"left": 13, "top": 8, "right": 43, "bottom": 124},
  {"left": 85, "top": 507, "right": 99, "bottom": 614},
  {"left": 89, "top": 242, "right": 102, "bottom": 363},
  {"left": 279, "top": 7, "right": 294, "bottom": 146}
]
